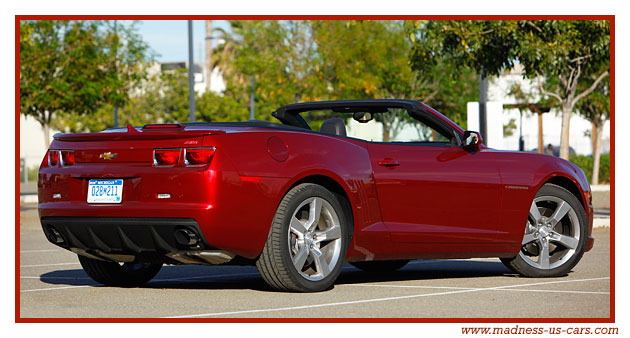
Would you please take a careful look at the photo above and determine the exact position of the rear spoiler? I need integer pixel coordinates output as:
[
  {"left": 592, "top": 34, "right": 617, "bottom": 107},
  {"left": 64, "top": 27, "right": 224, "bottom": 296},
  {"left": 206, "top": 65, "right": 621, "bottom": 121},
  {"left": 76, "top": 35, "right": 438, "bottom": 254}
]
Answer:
[{"left": 53, "top": 125, "right": 225, "bottom": 142}]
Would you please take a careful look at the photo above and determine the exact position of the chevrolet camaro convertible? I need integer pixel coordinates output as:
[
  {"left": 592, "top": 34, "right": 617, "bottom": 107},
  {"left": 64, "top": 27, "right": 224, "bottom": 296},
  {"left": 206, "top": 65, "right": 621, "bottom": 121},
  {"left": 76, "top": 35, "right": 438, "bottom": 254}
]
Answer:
[{"left": 38, "top": 100, "right": 594, "bottom": 292}]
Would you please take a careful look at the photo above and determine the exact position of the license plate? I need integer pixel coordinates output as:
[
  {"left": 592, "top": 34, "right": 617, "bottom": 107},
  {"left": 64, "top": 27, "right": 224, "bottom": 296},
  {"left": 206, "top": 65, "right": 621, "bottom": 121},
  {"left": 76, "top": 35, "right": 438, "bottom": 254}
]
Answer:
[{"left": 87, "top": 179, "right": 123, "bottom": 203}]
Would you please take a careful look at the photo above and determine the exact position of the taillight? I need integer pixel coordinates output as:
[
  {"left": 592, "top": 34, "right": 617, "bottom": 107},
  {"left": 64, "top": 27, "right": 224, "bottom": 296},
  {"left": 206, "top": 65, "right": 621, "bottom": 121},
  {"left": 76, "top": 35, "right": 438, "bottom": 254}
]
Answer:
[
  {"left": 60, "top": 150, "right": 75, "bottom": 166},
  {"left": 154, "top": 149, "right": 181, "bottom": 166},
  {"left": 184, "top": 147, "right": 215, "bottom": 166},
  {"left": 48, "top": 150, "right": 59, "bottom": 166}
]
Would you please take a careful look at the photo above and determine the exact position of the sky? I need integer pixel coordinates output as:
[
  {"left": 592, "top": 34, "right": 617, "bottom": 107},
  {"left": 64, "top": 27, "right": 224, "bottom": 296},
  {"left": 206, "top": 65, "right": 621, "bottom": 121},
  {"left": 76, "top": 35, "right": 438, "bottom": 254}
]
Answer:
[{"left": 129, "top": 20, "right": 231, "bottom": 64}]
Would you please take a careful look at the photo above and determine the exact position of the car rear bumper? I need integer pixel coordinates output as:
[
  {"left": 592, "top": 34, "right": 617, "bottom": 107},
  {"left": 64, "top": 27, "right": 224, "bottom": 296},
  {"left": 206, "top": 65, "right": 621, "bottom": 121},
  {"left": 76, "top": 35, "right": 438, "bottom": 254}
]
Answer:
[
  {"left": 40, "top": 216, "right": 237, "bottom": 265},
  {"left": 37, "top": 175, "right": 284, "bottom": 260}
]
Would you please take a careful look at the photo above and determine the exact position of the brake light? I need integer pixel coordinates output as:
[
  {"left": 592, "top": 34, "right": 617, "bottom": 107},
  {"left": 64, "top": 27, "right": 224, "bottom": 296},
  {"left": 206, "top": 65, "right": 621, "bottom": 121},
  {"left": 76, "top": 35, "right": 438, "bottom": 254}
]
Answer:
[
  {"left": 61, "top": 150, "right": 75, "bottom": 166},
  {"left": 154, "top": 149, "right": 181, "bottom": 166},
  {"left": 48, "top": 150, "right": 59, "bottom": 166},
  {"left": 184, "top": 147, "right": 215, "bottom": 166},
  {"left": 143, "top": 124, "right": 184, "bottom": 129}
]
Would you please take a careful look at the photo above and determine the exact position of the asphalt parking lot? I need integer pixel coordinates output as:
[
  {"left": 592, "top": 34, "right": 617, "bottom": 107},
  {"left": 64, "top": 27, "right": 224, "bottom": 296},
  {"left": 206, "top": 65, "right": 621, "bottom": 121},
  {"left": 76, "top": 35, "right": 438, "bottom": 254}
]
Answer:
[{"left": 19, "top": 204, "right": 611, "bottom": 319}]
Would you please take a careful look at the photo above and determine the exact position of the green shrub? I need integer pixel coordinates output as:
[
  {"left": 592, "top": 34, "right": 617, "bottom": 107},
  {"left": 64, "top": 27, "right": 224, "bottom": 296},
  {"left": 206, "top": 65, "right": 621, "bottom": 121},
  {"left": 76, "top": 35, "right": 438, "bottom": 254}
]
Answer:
[
  {"left": 28, "top": 166, "right": 38, "bottom": 182},
  {"left": 569, "top": 154, "right": 610, "bottom": 184}
]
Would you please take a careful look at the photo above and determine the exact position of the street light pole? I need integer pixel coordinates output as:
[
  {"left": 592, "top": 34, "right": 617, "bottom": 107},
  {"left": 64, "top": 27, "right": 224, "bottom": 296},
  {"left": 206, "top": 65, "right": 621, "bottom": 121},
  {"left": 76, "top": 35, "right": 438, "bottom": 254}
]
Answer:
[
  {"left": 205, "top": 20, "right": 213, "bottom": 92},
  {"left": 113, "top": 20, "right": 119, "bottom": 128},
  {"left": 204, "top": 34, "right": 254, "bottom": 120},
  {"left": 188, "top": 20, "right": 196, "bottom": 123},
  {"left": 478, "top": 67, "right": 488, "bottom": 144},
  {"left": 519, "top": 110, "right": 524, "bottom": 151}
]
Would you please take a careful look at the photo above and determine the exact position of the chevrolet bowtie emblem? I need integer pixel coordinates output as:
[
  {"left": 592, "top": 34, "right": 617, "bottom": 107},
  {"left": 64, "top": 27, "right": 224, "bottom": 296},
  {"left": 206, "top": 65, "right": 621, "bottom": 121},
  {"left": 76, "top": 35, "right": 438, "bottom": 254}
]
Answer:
[{"left": 99, "top": 152, "right": 117, "bottom": 160}]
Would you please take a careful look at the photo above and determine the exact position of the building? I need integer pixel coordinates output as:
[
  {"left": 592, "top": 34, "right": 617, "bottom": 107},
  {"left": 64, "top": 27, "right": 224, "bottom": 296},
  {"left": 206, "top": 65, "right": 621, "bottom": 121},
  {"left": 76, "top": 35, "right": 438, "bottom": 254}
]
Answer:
[{"left": 160, "top": 61, "right": 225, "bottom": 94}]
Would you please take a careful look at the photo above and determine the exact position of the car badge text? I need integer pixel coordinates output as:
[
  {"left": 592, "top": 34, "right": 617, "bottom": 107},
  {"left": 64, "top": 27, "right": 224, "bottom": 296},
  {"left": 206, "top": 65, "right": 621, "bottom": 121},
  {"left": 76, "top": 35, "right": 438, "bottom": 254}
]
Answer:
[{"left": 99, "top": 152, "right": 118, "bottom": 160}]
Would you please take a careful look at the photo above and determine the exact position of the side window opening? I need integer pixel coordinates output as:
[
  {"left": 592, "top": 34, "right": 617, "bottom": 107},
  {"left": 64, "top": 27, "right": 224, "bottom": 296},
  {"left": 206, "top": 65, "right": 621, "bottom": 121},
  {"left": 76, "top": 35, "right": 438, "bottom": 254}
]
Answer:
[{"left": 301, "top": 108, "right": 456, "bottom": 145}]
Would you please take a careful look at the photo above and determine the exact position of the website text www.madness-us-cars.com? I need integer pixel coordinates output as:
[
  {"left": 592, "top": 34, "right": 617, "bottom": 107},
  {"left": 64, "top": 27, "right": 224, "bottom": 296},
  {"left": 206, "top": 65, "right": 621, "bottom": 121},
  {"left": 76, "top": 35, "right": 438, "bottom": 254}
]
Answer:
[{"left": 461, "top": 325, "right": 618, "bottom": 335}]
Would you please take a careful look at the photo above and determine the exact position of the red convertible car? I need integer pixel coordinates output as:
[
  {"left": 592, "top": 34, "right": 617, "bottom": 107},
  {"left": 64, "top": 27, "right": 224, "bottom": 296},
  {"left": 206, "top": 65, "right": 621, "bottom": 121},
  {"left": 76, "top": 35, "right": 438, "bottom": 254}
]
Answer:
[{"left": 38, "top": 100, "right": 594, "bottom": 292}]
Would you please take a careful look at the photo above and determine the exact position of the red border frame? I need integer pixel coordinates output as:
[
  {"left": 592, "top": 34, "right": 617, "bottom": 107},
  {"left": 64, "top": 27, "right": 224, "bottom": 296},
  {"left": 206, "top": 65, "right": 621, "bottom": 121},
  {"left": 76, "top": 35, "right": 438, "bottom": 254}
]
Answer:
[{"left": 15, "top": 15, "right": 615, "bottom": 323}]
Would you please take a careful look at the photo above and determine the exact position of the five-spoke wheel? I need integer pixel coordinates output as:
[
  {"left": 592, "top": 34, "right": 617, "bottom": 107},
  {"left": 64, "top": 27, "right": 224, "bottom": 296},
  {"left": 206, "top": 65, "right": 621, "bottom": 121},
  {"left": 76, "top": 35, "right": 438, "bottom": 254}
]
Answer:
[
  {"left": 256, "top": 183, "right": 349, "bottom": 292},
  {"left": 288, "top": 197, "right": 343, "bottom": 281},
  {"left": 501, "top": 183, "right": 588, "bottom": 277}
]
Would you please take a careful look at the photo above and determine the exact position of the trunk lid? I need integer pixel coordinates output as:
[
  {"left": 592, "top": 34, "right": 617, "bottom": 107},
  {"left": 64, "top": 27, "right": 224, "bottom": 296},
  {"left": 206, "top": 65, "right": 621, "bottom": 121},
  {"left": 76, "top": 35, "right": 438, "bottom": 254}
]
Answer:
[{"left": 52, "top": 125, "right": 225, "bottom": 164}]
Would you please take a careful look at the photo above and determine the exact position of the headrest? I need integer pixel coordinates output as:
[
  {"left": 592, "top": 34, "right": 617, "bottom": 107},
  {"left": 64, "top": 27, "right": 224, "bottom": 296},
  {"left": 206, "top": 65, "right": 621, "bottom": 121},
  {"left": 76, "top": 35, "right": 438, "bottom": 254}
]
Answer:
[{"left": 319, "top": 118, "right": 347, "bottom": 137}]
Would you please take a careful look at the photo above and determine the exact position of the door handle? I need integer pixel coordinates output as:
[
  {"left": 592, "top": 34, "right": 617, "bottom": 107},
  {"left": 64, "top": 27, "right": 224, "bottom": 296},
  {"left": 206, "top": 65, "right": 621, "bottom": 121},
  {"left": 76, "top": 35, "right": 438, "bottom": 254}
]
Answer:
[{"left": 377, "top": 158, "right": 400, "bottom": 167}]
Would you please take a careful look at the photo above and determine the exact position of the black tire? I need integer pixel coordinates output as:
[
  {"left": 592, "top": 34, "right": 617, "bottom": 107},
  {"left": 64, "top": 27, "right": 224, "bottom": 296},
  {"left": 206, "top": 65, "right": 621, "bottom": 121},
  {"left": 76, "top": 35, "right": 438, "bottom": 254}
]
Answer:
[
  {"left": 256, "top": 183, "right": 350, "bottom": 292},
  {"left": 78, "top": 255, "right": 162, "bottom": 287},
  {"left": 501, "top": 183, "right": 588, "bottom": 277},
  {"left": 351, "top": 260, "right": 410, "bottom": 273}
]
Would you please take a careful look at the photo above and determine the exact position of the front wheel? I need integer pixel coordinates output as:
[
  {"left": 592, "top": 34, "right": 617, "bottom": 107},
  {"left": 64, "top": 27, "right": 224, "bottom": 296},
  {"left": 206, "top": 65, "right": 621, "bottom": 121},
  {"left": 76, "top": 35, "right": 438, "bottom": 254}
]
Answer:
[
  {"left": 78, "top": 255, "right": 162, "bottom": 287},
  {"left": 501, "top": 183, "right": 588, "bottom": 277},
  {"left": 256, "top": 183, "right": 350, "bottom": 292}
]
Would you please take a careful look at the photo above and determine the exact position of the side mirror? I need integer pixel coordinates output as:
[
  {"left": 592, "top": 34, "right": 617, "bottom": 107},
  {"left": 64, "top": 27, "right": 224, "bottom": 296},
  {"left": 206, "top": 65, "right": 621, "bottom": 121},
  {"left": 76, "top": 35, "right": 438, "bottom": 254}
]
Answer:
[{"left": 463, "top": 131, "right": 482, "bottom": 151}]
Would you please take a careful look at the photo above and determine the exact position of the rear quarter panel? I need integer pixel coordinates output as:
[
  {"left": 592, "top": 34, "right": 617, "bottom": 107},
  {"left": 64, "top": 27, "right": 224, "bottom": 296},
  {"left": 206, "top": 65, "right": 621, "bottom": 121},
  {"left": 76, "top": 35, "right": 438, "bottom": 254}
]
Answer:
[{"left": 208, "top": 130, "right": 384, "bottom": 259}]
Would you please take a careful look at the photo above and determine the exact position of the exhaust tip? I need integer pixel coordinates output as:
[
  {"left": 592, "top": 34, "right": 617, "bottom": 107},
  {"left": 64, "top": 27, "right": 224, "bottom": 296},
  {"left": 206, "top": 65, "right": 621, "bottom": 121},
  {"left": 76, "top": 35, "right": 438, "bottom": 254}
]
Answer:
[
  {"left": 174, "top": 228, "right": 199, "bottom": 246},
  {"left": 46, "top": 226, "right": 65, "bottom": 244}
]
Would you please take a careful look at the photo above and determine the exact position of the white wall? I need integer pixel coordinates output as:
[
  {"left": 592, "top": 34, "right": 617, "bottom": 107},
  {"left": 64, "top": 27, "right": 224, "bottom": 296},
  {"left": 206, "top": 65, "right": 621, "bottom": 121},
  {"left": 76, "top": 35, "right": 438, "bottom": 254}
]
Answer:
[
  {"left": 467, "top": 102, "right": 504, "bottom": 149},
  {"left": 20, "top": 114, "right": 60, "bottom": 170}
]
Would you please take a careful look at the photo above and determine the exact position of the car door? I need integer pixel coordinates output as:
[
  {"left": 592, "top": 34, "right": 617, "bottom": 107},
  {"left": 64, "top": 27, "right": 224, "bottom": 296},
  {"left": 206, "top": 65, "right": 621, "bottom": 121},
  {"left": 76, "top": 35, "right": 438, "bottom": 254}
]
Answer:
[{"left": 368, "top": 128, "right": 502, "bottom": 245}]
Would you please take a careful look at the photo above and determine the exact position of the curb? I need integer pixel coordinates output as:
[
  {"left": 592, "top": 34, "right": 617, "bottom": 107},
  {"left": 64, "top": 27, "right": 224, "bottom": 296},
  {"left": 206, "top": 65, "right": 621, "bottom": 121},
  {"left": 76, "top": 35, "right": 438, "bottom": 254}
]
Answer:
[
  {"left": 20, "top": 194, "right": 38, "bottom": 204},
  {"left": 593, "top": 218, "right": 610, "bottom": 229}
]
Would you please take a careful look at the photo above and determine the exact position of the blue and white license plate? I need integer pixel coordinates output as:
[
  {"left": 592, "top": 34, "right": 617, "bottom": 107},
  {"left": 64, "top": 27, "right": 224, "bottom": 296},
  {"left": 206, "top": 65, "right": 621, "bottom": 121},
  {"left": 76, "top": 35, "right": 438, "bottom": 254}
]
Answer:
[{"left": 87, "top": 179, "right": 123, "bottom": 203}]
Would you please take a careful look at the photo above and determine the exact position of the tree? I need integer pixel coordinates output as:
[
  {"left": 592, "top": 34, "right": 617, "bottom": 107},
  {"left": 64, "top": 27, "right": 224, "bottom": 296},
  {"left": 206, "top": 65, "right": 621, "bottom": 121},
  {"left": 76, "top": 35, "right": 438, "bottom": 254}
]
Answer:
[
  {"left": 53, "top": 65, "right": 179, "bottom": 132},
  {"left": 213, "top": 20, "right": 322, "bottom": 121},
  {"left": 312, "top": 20, "right": 477, "bottom": 140},
  {"left": 576, "top": 73, "right": 609, "bottom": 185},
  {"left": 211, "top": 20, "right": 477, "bottom": 140},
  {"left": 100, "top": 21, "right": 152, "bottom": 126},
  {"left": 407, "top": 20, "right": 610, "bottom": 159},
  {"left": 196, "top": 91, "right": 249, "bottom": 122},
  {"left": 507, "top": 82, "right": 556, "bottom": 153},
  {"left": 520, "top": 21, "right": 609, "bottom": 159},
  {"left": 312, "top": 20, "right": 419, "bottom": 140},
  {"left": 21, "top": 21, "right": 106, "bottom": 146},
  {"left": 20, "top": 20, "right": 151, "bottom": 140}
]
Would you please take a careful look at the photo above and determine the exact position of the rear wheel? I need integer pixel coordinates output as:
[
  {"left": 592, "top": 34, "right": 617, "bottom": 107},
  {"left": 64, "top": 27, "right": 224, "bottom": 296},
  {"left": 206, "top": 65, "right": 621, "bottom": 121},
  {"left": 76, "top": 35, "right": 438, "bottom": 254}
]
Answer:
[
  {"left": 351, "top": 260, "right": 409, "bottom": 273},
  {"left": 501, "top": 183, "right": 588, "bottom": 277},
  {"left": 78, "top": 255, "right": 162, "bottom": 287},
  {"left": 256, "top": 183, "right": 349, "bottom": 292}
]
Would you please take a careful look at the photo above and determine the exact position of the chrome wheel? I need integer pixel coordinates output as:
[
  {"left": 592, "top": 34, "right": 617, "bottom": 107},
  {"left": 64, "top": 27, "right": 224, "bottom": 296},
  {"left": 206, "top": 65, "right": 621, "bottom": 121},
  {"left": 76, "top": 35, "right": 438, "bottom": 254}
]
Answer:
[
  {"left": 257, "top": 183, "right": 349, "bottom": 291},
  {"left": 288, "top": 197, "right": 342, "bottom": 281},
  {"left": 519, "top": 196, "right": 580, "bottom": 270}
]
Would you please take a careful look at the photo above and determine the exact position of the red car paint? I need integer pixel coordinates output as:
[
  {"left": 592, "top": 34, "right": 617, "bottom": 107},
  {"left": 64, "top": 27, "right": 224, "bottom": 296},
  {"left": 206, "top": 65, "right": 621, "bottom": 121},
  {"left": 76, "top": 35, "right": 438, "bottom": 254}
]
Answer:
[{"left": 38, "top": 104, "right": 594, "bottom": 262}]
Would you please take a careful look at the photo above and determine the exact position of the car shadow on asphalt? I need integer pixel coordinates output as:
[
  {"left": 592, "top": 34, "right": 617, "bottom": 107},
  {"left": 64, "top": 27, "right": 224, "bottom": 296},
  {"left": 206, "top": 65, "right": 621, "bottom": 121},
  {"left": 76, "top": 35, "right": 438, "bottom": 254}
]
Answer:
[
  {"left": 337, "top": 260, "right": 518, "bottom": 286},
  {"left": 34, "top": 260, "right": 523, "bottom": 292}
]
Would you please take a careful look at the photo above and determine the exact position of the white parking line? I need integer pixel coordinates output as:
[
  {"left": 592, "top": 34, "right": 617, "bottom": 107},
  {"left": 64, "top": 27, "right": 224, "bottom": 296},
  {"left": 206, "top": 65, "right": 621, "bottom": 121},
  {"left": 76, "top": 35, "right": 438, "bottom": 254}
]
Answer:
[
  {"left": 20, "top": 262, "right": 80, "bottom": 268},
  {"left": 21, "top": 285, "right": 98, "bottom": 293},
  {"left": 348, "top": 284, "right": 609, "bottom": 295},
  {"left": 489, "top": 288, "right": 609, "bottom": 295},
  {"left": 163, "top": 277, "right": 609, "bottom": 318},
  {"left": 21, "top": 276, "right": 93, "bottom": 280}
]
